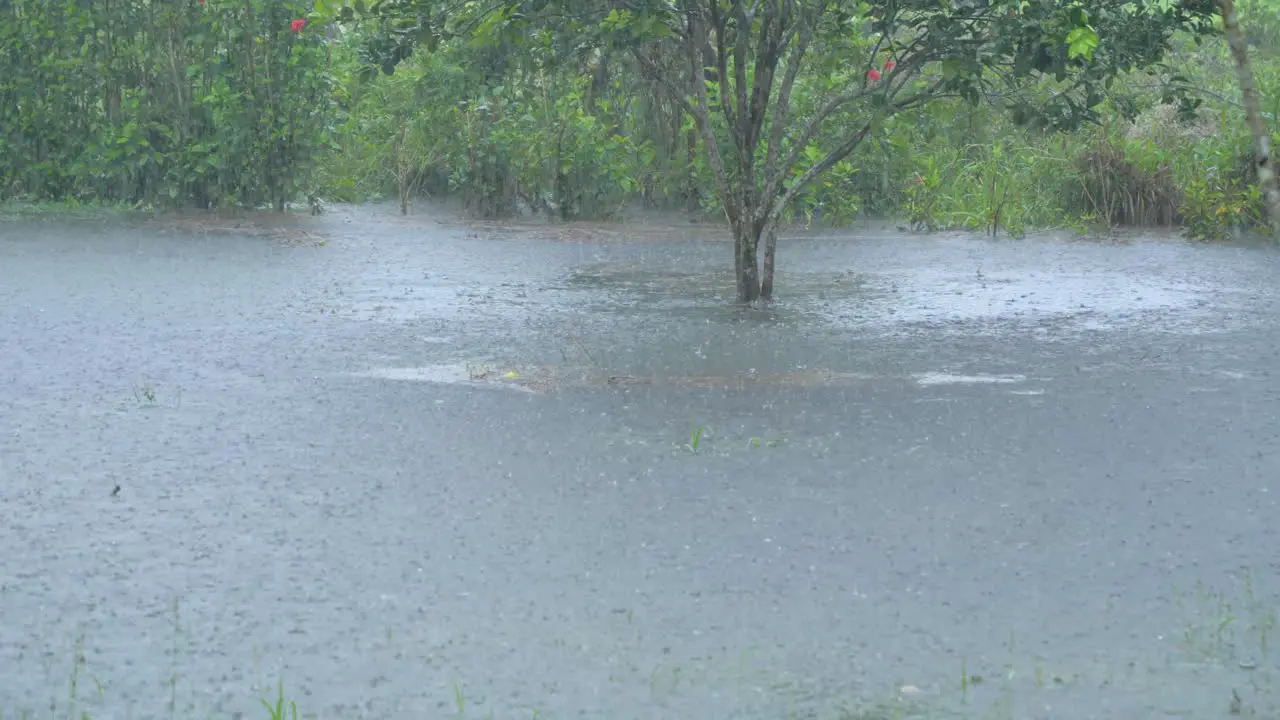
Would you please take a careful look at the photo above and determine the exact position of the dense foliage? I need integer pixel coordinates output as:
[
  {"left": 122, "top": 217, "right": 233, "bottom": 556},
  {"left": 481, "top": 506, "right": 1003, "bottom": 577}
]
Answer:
[
  {"left": 2, "top": 0, "right": 1278, "bottom": 256},
  {"left": 310, "top": 0, "right": 1276, "bottom": 244},
  {"left": 316, "top": 0, "right": 1245, "bottom": 299},
  {"left": 0, "top": 0, "right": 332, "bottom": 209}
]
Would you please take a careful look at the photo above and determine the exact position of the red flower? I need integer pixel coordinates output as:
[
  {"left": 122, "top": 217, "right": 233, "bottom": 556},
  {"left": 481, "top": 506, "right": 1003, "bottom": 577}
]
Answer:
[
  {"left": 197, "top": 0, "right": 205, "bottom": 5},
  {"left": 867, "top": 68, "right": 881, "bottom": 82},
  {"left": 884, "top": 60, "right": 896, "bottom": 71},
  {"left": 290, "top": 18, "right": 307, "bottom": 33}
]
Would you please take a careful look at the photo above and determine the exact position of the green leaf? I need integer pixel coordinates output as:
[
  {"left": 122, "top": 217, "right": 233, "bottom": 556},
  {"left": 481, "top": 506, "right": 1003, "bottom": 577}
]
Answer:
[{"left": 1065, "top": 26, "right": 1098, "bottom": 60}]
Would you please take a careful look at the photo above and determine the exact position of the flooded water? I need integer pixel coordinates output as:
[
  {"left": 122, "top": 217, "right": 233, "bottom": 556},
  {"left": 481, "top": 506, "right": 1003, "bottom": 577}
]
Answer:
[{"left": 2, "top": 203, "right": 1279, "bottom": 720}]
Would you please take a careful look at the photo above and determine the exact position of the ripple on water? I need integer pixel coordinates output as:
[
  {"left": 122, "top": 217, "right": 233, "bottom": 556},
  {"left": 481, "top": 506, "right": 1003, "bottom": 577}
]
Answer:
[
  {"left": 3, "top": 212, "right": 1280, "bottom": 720},
  {"left": 820, "top": 266, "right": 1226, "bottom": 335}
]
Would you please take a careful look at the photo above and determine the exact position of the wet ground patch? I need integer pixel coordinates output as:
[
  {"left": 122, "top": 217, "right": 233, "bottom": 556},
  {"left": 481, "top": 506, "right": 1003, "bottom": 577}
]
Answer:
[
  {"left": 2, "top": 202, "right": 332, "bottom": 247},
  {"left": 349, "top": 361, "right": 884, "bottom": 395},
  {"left": 0, "top": 199, "right": 149, "bottom": 223},
  {"left": 140, "top": 209, "right": 330, "bottom": 247}
]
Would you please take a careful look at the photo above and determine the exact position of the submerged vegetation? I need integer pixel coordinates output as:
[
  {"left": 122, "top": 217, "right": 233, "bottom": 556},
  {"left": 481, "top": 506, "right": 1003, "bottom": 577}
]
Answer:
[{"left": 1, "top": 0, "right": 1278, "bottom": 296}]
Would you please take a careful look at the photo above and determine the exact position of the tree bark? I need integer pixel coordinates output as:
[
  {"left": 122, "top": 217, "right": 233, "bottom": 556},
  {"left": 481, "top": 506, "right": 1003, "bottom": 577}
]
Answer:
[
  {"left": 733, "top": 220, "right": 762, "bottom": 302},
  {"left": 761, "top": 225, "right": 778, "bottom": 299},
  {"left": 397, "top": 121, "right": 411, "bottom": 215},
  {"left": 1220, "top": 0, "right": 1280, "bottom": 236}
]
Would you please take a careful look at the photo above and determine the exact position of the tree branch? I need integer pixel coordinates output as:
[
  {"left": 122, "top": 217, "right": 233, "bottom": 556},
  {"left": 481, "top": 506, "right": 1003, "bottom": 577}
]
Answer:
[
  {"left": 707, "top": 0, "right": 737, "bottom": 146},
  {"left": 763, "top": 0, "right": 824, "bottom": 185},
  {"left": 758, "top": 84, "right": 872, "bottom": 219},
  {"left": 745, "top": 0, "right": 786, "bottom": 160},
  {"left": 766, "top": 77, "right": 949, "bottom": 227},
  {"left": 730, "top": 0, "right": 752, "bottom": 165},
  {"left": 681, "top": 6, "right": 738, "bottom": 225}
]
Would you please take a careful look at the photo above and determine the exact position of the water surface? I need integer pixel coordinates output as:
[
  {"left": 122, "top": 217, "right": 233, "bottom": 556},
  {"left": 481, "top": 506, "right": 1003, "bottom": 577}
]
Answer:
[{"left": 2, "top": 205, "right": 1278, "bottom": 719}]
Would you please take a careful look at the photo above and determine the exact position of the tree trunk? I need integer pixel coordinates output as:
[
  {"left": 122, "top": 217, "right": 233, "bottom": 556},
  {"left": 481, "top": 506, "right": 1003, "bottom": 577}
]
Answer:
[
  {"left": 1220, "top": 0, "right": 1280, "bottom": 236},
  {"left": 733, "top": 221, "right": 762, "bottom": 303},
  {"left": 685, "top": 126, "right": 700, "bottom": 212},
  {"left": 397, "top": 121, "right": 411, "bottom": 215},
  {"left": 760, "top": 226, "right": 778, "bottom": 300}
]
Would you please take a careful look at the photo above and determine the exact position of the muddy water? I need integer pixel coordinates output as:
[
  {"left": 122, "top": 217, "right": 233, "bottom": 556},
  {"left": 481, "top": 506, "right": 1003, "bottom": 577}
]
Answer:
[{"left": 2, "top": 204, "right": 1279, "bottom": 720}]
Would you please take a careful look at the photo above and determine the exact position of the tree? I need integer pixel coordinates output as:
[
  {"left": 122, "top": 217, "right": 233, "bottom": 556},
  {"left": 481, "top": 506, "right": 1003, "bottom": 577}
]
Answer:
[
  {"left": 317, "top": 0, "right": 1219, "bottom": 302},
  {"left": 1218, "top": 0, "right": 1280, "bottom": 235}
]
